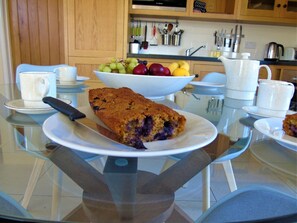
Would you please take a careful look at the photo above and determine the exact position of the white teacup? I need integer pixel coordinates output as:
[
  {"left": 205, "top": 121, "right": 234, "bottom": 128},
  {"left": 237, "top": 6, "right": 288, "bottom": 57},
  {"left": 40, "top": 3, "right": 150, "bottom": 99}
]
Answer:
[
  {"left": 256, "top": 80, "right": 295, "bottom": 117},
  {"left": 20, "top": 72, "right": 56, "bottom": 107},
  {"left": 55, "top": 66, "right": 77, "bottom": 84}
]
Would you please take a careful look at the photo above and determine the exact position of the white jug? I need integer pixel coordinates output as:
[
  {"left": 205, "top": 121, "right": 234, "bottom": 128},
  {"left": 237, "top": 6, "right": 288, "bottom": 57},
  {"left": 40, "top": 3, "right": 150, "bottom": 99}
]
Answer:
[{"left": 219, "top": 53, "right": 272, "bottom": 100}]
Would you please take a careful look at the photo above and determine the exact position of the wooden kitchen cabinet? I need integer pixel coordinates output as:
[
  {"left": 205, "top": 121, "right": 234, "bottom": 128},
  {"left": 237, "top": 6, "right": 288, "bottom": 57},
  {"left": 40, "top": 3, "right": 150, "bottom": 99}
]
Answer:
[
  {"left": 188, "top": 0, "right": 238, "bottom": 20},
  {"left": 64, "top": 0, "right": 129, "bottom": 79},
  {"left": 190, "top": 61, "right": 225, "bottom": 81},
  {"left": 129, "top": 0, "right": 189, "bottom": 17},
  {"left": 129, "top": 0, "right": 239, "bottom": 21},
  {"left": 239, "top": 0, "right": 297, "bottom": 25}
]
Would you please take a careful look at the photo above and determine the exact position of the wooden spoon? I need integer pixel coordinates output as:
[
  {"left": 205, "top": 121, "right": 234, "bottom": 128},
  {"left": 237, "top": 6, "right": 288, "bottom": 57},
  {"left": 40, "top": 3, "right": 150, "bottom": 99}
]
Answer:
[{"left": 168, "top": 23, "right": 173, "bottom": 33}]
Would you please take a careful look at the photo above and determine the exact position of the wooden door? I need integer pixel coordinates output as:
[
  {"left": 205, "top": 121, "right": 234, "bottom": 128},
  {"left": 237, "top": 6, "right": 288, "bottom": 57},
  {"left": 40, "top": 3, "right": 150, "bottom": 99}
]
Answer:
[
  {"left": 8, "top": 0, "right": 65, "bottom": 81},
  {"left": 64, "top": 0, "right": 128, "bottom": 79}
]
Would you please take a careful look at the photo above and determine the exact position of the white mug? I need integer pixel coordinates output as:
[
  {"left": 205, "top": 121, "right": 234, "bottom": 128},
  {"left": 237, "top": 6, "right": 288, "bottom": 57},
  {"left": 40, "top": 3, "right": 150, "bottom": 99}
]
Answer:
[
  {"left": 55, "top": 66, "right": 77, "bottom": 84},
  {"left": 20, "top": 72, "right": 56, "bottom": 106},
  {"left": 256, "top": 80, "right": 295, "bottom": 117}
]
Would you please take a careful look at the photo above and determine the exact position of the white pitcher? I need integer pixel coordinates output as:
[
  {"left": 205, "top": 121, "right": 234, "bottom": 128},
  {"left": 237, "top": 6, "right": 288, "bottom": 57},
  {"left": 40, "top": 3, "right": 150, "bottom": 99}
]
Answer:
[{"left": 219, "top": 53, "right": 272, "bottom": 100}]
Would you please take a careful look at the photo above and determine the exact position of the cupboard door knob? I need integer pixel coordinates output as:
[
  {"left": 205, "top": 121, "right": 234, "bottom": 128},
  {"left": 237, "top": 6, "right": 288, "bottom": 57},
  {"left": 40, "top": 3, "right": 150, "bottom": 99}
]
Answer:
[
  {"left": 283, "top": 4, "right": 287, "bottom": 8},
  {"left": 276, "top": 3, "right": 281, "bottom": 7}
]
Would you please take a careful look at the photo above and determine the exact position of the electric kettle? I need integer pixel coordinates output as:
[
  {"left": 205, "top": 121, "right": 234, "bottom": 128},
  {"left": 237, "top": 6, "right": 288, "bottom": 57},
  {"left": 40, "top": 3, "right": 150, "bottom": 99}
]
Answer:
[{"left": 264, "top": 42, "right": 284, "bottom": 61}]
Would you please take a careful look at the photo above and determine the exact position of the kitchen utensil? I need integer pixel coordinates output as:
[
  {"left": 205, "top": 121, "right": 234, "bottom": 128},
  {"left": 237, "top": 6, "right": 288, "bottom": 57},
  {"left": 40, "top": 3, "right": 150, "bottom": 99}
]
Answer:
[
  {"left": 142, "top": 23, "right": 148, "bottom": 49},
  {"left": 168, "top": 23, "right": 173, "bottom": 33},
  {"left": 163, "top": 23, "right": 168, "bottom": 34},
  {"left": 232, "top": 25, "right": 238, "bottom": 52},
  {"left": 219, "top": 53, "right": 272, "bottom": 100},
  {"left": 42, "top": 96, "right": 124, "bottom": 147},
  {"left": 150, "top": 22, "right": 158, "bottom": 46},
  {"left": 161, "top": 34, "right": 171, "bottom": 45},
  {"left": 280, "top": 47, "right": 296, "bottom": 61},
  {"left": 129, "top": 40, "right": 140, "bottom": 54},
  {"left": 264, "top": 42, "right": 284, "bottom": 61}
]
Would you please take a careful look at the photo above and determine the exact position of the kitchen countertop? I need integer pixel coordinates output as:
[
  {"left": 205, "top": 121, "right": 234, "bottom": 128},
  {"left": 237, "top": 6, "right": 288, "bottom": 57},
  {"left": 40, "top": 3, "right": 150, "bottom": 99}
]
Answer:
[{"left": 127, "top": 53, "right": 297, "bottom": 66}]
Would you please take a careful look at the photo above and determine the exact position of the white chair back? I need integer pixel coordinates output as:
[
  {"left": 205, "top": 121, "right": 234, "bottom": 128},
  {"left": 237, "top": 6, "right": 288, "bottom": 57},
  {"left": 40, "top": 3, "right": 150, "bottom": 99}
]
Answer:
[{"left": 15, "top": 64, "right": 67, "bottom": 89}]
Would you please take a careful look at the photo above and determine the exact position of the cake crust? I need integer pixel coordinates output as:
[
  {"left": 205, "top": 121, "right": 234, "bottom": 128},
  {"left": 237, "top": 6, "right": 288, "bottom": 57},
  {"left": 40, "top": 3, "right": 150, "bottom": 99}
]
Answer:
[{"left": 89, "top": 87, "right": 186, "bottom": 149}]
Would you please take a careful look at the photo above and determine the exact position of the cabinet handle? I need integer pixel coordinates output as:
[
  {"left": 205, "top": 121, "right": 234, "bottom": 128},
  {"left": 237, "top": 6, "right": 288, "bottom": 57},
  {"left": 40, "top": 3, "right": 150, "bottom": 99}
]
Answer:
[
  {"left": 283, "top": 4, "right": 287, "bottom": 8},
  {"left": 276, "top": 3, "right": 281, "bottom": 8}
]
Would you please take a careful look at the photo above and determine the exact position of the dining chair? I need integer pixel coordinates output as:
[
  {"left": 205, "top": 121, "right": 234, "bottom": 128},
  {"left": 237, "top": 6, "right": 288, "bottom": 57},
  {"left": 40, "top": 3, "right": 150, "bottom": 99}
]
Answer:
[
  {"left": 195, "top": 185, "right": 297, "bottom": 223},
  {"left": 15, "top": 63, "right": 67, "bottom": 88},
  {"left": 163, "top": 72, "right": 253, "bottom": 211},
  {"left": 13, "top": 127, "right": 105, "bottom": 221},
  {"left": 14, "top": 63, "right": 105, "bottom": 220}
]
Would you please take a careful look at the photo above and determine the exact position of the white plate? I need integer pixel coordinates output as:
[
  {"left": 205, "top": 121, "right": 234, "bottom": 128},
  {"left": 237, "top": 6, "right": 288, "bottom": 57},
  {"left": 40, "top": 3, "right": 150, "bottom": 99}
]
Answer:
[
  {"left": 4, "top": 98, "right": 71, "bottom": 115},
  {"left": 42, "top": 107, "right": 217, "bottom": 157},
  {"left": 6, "top": 113, "right": 50, "bottom": 126},
  {"left": 77, "top": 76, "right": 90, "bottom": 82},
  {"left": 254, "top": 118, "right": 297, "bottom": 149},
  {"left": 57, "top": 81, "right": 84, "bottom": 88},
  {"left": 275, "top": 140, "right": 297, "bottom": 152},
  {"left": 243, "top": 106, "right": 296, "bottom": 119},
  {"left": 189, "top": 81, "right": 225, "bottom": 88}
]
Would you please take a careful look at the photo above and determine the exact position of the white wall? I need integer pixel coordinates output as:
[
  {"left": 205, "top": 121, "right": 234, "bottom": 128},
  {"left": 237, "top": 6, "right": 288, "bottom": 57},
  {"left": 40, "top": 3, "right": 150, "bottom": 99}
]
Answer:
[{"left": 137, "top": 20, "right": 297, "bottom": 60}]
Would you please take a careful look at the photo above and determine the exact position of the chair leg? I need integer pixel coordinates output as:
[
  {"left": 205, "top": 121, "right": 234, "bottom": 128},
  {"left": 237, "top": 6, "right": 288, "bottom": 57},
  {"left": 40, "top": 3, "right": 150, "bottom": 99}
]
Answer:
[
  {"left": 160, "top": 158, "right": 177, "bottom": 172},
  {"left": 92, "top": 156, "right": 106, "bottom": 173},
  {"left": 202, "top": 165, "right": 210, "bottom": 211},
  {"left": 222, "top": 160, "right": 237, "bottom": 192},
  {"left": 21, "top": 158, "right": 46, "bottom": 208},
  {"left": 51, "top": 166, "right": 63, "bottom": 221}
]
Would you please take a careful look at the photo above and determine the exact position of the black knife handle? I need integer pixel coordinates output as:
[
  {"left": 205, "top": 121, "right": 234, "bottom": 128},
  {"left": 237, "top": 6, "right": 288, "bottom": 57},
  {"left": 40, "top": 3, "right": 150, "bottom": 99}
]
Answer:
[{"left": 43, "top": 97, "right": 86, "bottom": 121}]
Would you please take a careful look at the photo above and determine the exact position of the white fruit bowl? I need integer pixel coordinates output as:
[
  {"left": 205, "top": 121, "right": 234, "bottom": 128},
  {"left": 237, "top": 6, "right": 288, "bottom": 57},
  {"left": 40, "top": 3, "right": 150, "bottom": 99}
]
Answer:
[{"left": 94, "top": 71, "right": 195, "bottom": 100}]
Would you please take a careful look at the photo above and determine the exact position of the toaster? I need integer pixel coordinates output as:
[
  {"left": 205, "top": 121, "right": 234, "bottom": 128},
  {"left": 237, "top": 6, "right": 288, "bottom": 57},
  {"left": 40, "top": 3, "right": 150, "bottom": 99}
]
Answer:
[{"left": 280, "top": 47, "right": 297, "bottom": 61}]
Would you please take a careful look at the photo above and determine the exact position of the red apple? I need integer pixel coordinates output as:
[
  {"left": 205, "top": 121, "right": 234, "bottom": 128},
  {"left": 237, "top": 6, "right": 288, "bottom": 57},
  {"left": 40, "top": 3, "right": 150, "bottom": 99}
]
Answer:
[
  {"left": 149, "top": 63, "right": 165, "bottom": 76},
  {"left": 163, "top": 67, "right": 171, "bottom": 76},
  {"left": 133, "top": 63, "right": 148, "bottom": 75}
]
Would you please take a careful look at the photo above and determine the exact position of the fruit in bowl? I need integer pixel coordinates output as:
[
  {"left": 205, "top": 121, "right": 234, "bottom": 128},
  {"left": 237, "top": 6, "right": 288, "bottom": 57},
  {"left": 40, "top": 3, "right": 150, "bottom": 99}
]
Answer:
[
  {"left": 98, "top": 58, "right": 191, "bottom": 77},
  {"left": 94, "top": 58, "right": 194, "bottom": 99}
]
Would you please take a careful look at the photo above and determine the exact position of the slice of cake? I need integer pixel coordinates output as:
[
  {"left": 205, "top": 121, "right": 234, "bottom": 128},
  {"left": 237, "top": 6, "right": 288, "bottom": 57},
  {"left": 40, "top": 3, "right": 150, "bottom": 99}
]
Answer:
[
  {"left": 283, "top": 113, "right": 297, "bottom": 137},
  {"left": 89, "top": 87, "right": 186, "bottom": 149}
]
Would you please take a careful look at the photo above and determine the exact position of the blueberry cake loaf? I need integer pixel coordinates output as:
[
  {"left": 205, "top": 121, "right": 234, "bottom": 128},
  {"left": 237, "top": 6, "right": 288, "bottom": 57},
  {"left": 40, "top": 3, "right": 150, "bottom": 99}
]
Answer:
[
  {"left": 89, "top": 87, "right": 186, "bottom": 149},
  {"left": 283, "top": 113, "right": 297, "bottom": 137}
]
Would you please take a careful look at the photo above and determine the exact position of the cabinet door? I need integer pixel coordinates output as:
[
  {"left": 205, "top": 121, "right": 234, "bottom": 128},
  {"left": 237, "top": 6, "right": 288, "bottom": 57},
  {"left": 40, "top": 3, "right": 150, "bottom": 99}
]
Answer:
[
  {"left": 191, "top": 61, "right": 225, "bottom": 81},
  {"left": 65, "top": 0, "right": 127, "bottom": 59},
  {"left": 240, "top": 0, "right": 278, "bottom": 17},
  {"left": 279, "top": 0, "right": 297, "bottom": 19},
  {"left": 240, "top": 0, "right": 297, "bottom": 21},
  {"left": 189, "top": 0, "right": 237, "bottom": 20}
]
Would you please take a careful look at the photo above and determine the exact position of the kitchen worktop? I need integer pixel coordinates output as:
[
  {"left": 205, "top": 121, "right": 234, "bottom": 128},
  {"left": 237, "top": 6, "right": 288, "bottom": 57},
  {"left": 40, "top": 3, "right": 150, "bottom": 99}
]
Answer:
[{"left": 127, "top": 53, "right": 297, "bottom": 66}]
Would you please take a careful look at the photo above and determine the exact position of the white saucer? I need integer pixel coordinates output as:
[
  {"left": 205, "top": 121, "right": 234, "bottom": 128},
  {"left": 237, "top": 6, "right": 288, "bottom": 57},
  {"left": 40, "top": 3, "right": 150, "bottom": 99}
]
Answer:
[
  {"left": 57, "top": 81, "right": 84, "bottom": 88},
  {"left": 242, "top": 106, "right": 296, "bottom": 119},
  {"left": 4, "top": 98, "right": 71, "bottom": 115},
  {"left": 77, "top": 76, "right": 90, "bottom": 82}
]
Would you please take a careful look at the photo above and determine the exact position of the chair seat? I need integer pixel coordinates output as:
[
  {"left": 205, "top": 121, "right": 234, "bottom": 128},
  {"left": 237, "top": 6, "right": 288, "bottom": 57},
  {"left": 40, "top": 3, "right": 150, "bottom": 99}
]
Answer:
[{"left": 196, "top": 185, "right": 297, "bottom": 223}]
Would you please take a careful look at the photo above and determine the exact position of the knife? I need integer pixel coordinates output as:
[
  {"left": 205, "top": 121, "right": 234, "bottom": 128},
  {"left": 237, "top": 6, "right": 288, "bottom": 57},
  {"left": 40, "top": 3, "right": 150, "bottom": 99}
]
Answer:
[
  {"left": 42, "top": 96, "right": 123, "bottom": 146},
  {"left": 232, "top": 25, "right": 238, "bottom": 53}
]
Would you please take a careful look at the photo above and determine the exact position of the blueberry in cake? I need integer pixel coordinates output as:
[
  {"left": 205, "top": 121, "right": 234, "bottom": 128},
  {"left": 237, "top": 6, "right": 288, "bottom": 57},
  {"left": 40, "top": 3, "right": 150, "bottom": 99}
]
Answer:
[
  {"left": 283, "top": 113, "right": 297, "bottom": 137},
  {"left": 89, "top": 87, "right": 186, "bottom": 149}
]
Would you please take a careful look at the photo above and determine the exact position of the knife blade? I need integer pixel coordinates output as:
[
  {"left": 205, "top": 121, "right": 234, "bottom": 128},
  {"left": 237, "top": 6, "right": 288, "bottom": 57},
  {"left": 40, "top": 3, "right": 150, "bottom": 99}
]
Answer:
[
  {"left": 238, "top": 25, "right": 242, "bottom": 45},
  {"left": 42, "top": 96, "right": 122, "bottom": 146},
  {"left": 232, "top": 25, "right": 238, "bottom": 53}
]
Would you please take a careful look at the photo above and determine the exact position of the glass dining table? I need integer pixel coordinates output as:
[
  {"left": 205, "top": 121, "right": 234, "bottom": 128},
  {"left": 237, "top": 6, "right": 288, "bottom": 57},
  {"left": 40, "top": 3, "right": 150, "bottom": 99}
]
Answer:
[{"left": 0, "top": 81, "right": 296, "bottom": 223}]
